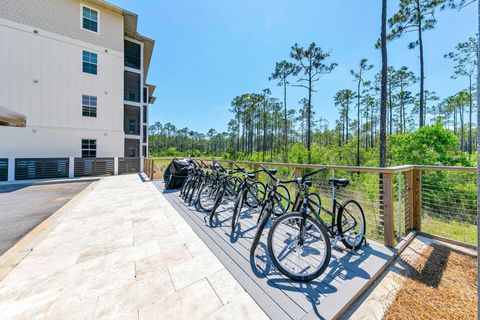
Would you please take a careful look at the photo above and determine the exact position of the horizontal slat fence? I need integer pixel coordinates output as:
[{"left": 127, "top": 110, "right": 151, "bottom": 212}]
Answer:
[
  {"left": 74, "top": 158, "right": 114, "bottom": 177},
  {"left": 15, "top": 158, "right": 69, "bottom": 180},
  {"left": 145, "top": 157, "right": 477, "bottom": 247},
  {"left": 118, "top": 157, "right": 140, "bottom": 174},
  {"left": 0, "top": 158, "right": 8, "bottom": 181}
]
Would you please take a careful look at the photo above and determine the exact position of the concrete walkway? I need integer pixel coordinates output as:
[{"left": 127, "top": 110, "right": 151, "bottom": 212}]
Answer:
[{"left": 0, "top": 175, "right": 267, "bottom": 320}]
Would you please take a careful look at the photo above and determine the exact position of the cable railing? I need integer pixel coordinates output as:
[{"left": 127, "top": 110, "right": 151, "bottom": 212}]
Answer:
[{"left": 144, "top": 157, "right": 478, "bottom": 248}]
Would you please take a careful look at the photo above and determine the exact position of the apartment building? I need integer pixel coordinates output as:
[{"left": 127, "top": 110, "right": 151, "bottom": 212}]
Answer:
[{"left": 0, "top": 0, "right": 155, "bottom": 164}]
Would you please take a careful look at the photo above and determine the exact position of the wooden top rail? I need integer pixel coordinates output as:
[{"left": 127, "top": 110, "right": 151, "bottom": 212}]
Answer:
[{"left": 147, "top": 157, "right": 477, "bottom": 174}]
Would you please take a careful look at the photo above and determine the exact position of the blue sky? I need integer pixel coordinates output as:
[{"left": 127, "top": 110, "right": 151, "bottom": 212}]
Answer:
[{"left": 110, "top": 0, "right": 476, "bottom": 132}]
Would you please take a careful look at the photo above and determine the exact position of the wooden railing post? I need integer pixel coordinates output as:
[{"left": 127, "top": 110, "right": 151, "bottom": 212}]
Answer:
[
  {"left": 404, "top": 169, "right": 414, "bottom": 233},
  {"left": 150, "top": 159, "right": 155, "bottom": 180},
  {"left": 412, "top": 168, "right": 422, "bottom": 231},
  {"left": 294, "top": 166, "right": 302, "bottom": 178},
  {"left": 382, "top": 172, "right": 395, "bottom": 247},
  {"left": 253, "top": 164, "right": 259, "bottom": 179}
]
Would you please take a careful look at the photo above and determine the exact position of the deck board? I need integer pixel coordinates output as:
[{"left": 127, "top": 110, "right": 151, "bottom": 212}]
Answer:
[{"left": 154, "top": 182, "right": 395, "bottom": 320}]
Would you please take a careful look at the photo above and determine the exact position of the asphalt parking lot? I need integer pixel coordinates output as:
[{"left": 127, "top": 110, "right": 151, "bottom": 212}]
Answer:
[{"left": 0, "top": 181, "right": 91, "bottom": 255}]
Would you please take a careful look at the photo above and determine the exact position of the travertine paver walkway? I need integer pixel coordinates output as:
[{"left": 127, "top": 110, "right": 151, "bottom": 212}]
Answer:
[{"left": 0, "top": 174, "right": 267, "bottom": 320}]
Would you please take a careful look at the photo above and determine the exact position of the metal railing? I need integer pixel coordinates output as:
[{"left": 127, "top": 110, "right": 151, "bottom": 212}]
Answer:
[
  {"left": 124, "top": 122, "right": 140, "bottom": 135},
  {"left": 144, "top": 157, "right": 477, "bottom": 248},
  {"left": 119, "top": 157, "right": 140, "bottom": 174},
  {"left": 124, "top": 89, "right": 140, "bottom": 103},
  {"left": 125, "top": 54, "right": 141, "bottom": 70},
  {"left": 0, "top": 158, "right": 8, "bottom": 181},
  {"left": 74, "top": 158, "right": 114, "bottom": 177},
  {"left": 15, "top": 158, "right": 69, "bottom": 180}
]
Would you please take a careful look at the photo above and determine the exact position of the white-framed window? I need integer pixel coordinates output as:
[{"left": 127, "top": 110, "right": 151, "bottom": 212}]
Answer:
[
  {"left": 82, "top": 50, "right": 97, "bottom": 75},
  {"left": 81, "top": 4, "right": 99, "bottom": 33},
  {"left": 81, "top": 139, "right": 97, "bottom": 158},
  {"left": 82, "top": 95, "right": 97, "bottom": 117}
]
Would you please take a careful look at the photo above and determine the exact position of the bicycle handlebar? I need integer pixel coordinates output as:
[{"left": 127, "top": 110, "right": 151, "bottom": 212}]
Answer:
[{"left": 259, "top": 164, "right": 326, "bottom": 184}]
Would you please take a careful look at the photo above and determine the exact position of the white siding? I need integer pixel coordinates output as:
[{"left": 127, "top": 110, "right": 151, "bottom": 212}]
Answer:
[
  {"left": 0, "top": 0, "right": 123, "bottom": 51},
  {"left": 0, "top": 18, "right": 125, "bottom": 158}
]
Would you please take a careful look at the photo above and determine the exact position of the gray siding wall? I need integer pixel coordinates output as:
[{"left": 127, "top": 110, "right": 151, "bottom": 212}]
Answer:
[{"left": 0, "top": 0, "right": 123, "bottom": 51}]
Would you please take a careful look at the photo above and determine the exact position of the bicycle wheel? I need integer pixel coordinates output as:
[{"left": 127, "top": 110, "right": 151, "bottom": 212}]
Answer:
[
  {"left": 268, "top": 212, "right": 331, "bottom": 282},
  {"left": 307, "top": 193, "right": 322, "bottom": 216},
  {"left": 337, "top": 199, "right": 366, "bottom": 250},
  {"left": 231, "top": 191, "right": 245, "bottom": 232},
  {"left": 198, "top": 183, "right": 216, "bottom": 212},
  {"left": 180, "top": 176, "right": 189, "bottom": 196},
  {"left": 273, "top": 185, "right": 291, "bottom": 216},
  {"left": 183, "top": 179, "right": 194, "bottom": 201},
  {"left": 245, "top": 182, "right": 266, "bottom": 208},
  {"left": 250, "top": 202, "right": 271, "bottom": 255},
  {"left": 187, "top": 179, "right": 199, "bottom": 205},
  {"left": 209, "top": 187, "right": 225, "bottom": 221}
]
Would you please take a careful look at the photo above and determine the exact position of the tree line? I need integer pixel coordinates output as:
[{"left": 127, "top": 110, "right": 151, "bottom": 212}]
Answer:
[{"left": 149, "top": 0, "right": 477, "bottom": 167}]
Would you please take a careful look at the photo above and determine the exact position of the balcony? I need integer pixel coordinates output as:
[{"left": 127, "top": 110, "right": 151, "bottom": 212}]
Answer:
[
  {"left": 124, "top": 89, "right": 140, "bottom": 103},
  {"left": 124, "top": 105, "right": 140, "bottom": 135},
  {"left": 124, "top": 40, "right": 141, "bottom": 70},
  {"left": 124, "top": 71, "right": 141, "bottom": 103},
  {"left": 125, "top": 138, "right": 140, "bottom": 157}
]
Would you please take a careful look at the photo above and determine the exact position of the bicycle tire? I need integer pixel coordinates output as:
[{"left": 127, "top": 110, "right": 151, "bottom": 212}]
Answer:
[
  {"left": 244, "top": 181, "right": 266, "bottom": 208},
  {"left": 209, "top": 187, "right": 225, "bottom": 221},
  {"left": 267, "top": 212, "right": 331, "bottom": 282},
  {"left": 250, "top": 202, "right": 271, "bottom": 255},
  {"left": 231, "top": 191, "right": 245, "bottom": 232},
  {"left": 197, "top": 183, "right": 216, "bottom": 212},
  {"left": 337, "top": 199, "right": 366, "bottom": 250},
  {"left": 273, "top": 184, "right": 291, "bottom": 216}
]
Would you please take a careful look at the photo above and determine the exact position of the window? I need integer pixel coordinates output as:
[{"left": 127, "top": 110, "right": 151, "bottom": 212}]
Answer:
[
  {"left": 142, "top": 105, "right": 147, "bottom": 123},
  {"left": 142, "top": 145, "right": 147, "bottom": 157},
  {"left": 82, "top": 95, "right": 97, "bottom": 117},
  {"left": 82, "top": 6, "right": 98, "bottom": 33},
  {"left": 128, "top": 119, "right": 137, "bottom": 133},
  {"left": 124, "top": 71, "right": 141, "bottom": 102},
  {"left": 125, "top": 40, "right": 141, "bottom": 69},
  {"left": 143, "top": 87, "right": 148, "bottom": 104},
  {"left": 81, "top": 139, "right": 96, "bottom": 158},
  {"left": 82, "top": 50, "right": 97, "bottom": 74}
]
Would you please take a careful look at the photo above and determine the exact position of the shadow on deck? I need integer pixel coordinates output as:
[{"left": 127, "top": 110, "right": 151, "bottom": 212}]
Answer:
[{"left": 154, "top": 181, "right": 395, "bottom": 320}]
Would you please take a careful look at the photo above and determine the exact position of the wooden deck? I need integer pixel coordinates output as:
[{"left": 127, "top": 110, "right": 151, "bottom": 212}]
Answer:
[{"left": 153, "top": 181, "right": 396, "bottom": 320}]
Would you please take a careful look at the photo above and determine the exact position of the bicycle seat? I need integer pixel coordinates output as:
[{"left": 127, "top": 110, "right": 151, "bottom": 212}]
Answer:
[
  {"left": 268, "top": 168, "right": 277, "bottom": 175},
  {"left": 226, "top": 169, "right": 233, "bottom": 174},
  {"left": 328, "top": 178, "right": 349, "bottom": 187},
  {"left": 246, "top": 173, "right": 256, "bottom": 179}
]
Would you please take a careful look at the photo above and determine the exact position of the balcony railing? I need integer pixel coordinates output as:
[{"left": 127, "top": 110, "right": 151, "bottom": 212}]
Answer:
[
  {"left": 124, "top": 89, "right": 140, "bottom": 103},
  {"left": 124, "top": 122, "right": 140, "bottom": 135},
  {"left": 125, "top": 54, "right": 141, "bottom": 70}
]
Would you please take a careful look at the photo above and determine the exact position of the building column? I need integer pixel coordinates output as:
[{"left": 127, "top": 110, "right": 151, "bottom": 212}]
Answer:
[
  {"left": 7, "top": 157, "right": 15, "bottom": 182},
  {"left": 68, "top": 157, "right": 75, "bottom": 178},
  {"left": 114, "top": 157, "right": 119, "bottom": 175}
]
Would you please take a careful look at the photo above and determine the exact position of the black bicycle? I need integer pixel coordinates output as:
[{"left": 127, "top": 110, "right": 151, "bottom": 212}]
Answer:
[
  {"left": 230, "top": 163, "right": 266, "bottom": 232},
  {"left": 266, "top": 168, "right": 332, "bottom": 281},
  {"left": 249, "top": 165, "right": 300, "bottom": 255},
  {"left": 315, "top": 177, "right": 366, "bottom": 251}
]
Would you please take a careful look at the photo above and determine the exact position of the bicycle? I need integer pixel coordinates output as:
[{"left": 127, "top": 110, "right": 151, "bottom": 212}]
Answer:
[
  {"left": 249, "top": 165, "right": 299, "bottom": 255},
  {"left": 314, "top": 177, "right": 366, "bottom": 251},
  {"left": 207, "top": 161, "right": 243, "bottom": 222},
  {"left": 266, "top": 168, "right": 332, "bottom": 281},
  {"left": 230, "top": 163, "right": 266, "bottom": 232}
]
